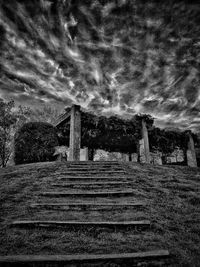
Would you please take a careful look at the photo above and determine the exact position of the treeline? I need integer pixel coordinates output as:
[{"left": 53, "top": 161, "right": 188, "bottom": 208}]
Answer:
[{"left": 0, "top": 99, "right": 199, "bottom": 167}]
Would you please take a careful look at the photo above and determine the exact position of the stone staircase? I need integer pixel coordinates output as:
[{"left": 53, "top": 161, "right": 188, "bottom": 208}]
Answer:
[{"left": 1, "top": 161, "right": 171, "bottom": 266}]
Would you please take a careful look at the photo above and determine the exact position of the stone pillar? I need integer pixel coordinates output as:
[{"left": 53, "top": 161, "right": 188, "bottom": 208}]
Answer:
[
  {"left": 187, "top": 133, "right": 197, "bottom": 167},
  {"left": 84, "top": 147, "right": 89, "bottom": 161},
  {"left": 141, "top": 119, "right": 150, "bottom": 163},
  {"left": 69, "top": 105, "right": 81, "bottom": 161}
]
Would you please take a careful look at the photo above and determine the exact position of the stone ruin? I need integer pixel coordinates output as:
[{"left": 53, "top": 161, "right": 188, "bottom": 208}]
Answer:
[{"left": 53, "top": 105, "right": 198, "bottom": 167}]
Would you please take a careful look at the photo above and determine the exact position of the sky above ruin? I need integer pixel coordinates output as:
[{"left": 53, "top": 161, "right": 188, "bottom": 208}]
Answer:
[{"left": 0, "top": 0, "right": 200, "bottom": 131}]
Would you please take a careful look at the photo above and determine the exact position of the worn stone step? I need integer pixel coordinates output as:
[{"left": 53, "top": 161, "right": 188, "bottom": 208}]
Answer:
[
  {"left": 55, "top": 170, "right": 126, "bottom": 175},
  {"left": 30, "top": 202, "right": 146, "bottom": 209},
  {"left": 65, "top": 164, "right": 123, "bottom": 169},
  {"left": 40, "top": 190, "right": 139, "bottom": 197},
  {"left": 68, "top": 163, "right": 122, "bottom": 165},
  {"left": 56, "top": 176, "right": 130, "bottom": 181},
  {"left": 67, "top": 160, "right": 122, "bottom": 165},
  {"left": 51, "top": 181, "right": 132, "bottom": 187},
  {"left": 0, "top": 250, "right": 170, "bottom": 266},
  {"left": 66, "top": 165, "right": 123, "bottom": 169},
  {"left": 66, "top": 164, "right": 123, "bottom": 168},
  {"left": 63, "top": 168, "right": 125, "bottom": 172},
  {"left": 11, "top": 220, "right": 151, "bottom": 229},
  {"left": 66, "top": 168, "right": 124, "bottom": 170}
]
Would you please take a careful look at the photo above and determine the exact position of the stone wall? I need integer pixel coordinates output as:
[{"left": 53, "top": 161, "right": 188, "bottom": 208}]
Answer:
[
  {"left": 54, "top": 145, "right": 197, "bottom": 166},
  {"left": 94, "top": 150, "right": 130, "bottom": 161},
  {"left": 54, "top": 146, "right": 90, "bottom": 161},
  {"left": 150, "top": 152, "right": 162, "bottom": 165},
  {"left": 166, "top": 149, "right": 184, "bottom": 164}
]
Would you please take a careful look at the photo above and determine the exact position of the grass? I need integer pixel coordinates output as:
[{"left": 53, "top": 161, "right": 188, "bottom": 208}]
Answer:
[{"left": 0, "top": 161, "right": 200, "bottom": 266}]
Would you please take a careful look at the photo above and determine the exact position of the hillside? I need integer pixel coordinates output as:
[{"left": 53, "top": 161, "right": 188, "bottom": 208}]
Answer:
[{"left": 0, "top": 161, "right": 200, "bottom": 266}]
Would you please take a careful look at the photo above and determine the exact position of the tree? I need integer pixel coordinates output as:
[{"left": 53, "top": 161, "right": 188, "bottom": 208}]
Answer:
[
  {"left": 15, "top": 105, "right": 33, "bottom": 128},
  {"left": 0, "top": 101, "right": 60, "bottom": 167},
  {"left": 26, "top": 105, "right": 60, "bottom": 124},
  {"left": 14, "top": 122, "right": 59, "bottom": 165},
  {"left": 0, "top": 99, "right": 16, "bottom": 167}
]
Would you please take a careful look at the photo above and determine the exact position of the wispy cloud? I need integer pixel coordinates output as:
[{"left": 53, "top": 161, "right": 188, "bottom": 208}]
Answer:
[{"left": 0, "top": 0, "right": 200, "bottom": 131}]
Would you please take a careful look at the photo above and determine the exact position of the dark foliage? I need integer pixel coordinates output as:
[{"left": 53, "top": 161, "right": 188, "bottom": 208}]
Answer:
[
  {"left": 149, "top": 127, "right": 198, "bottom": 164},
  {"left": 14, "top": 121, "right": 58, "bottom": 165},
  {"left": 58, "top": 110, "right": 154, "bottom": 154}
]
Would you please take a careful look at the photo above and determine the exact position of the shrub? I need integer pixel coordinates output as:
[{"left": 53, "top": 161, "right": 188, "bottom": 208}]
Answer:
[{"left": 14, "top": 122, "right": 59, "bottom": 165}]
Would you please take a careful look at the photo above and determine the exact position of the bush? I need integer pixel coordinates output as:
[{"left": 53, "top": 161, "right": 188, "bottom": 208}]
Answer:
[{"left": 14, "top": 122, "right": 59, "bottom": 165}]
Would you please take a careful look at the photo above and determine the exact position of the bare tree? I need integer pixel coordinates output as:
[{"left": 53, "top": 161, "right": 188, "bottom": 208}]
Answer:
[{"left": 0, "top": 99, "right": 16, "bottom": 167}]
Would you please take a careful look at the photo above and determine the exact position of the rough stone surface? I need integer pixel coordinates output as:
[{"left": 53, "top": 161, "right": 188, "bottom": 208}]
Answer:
[
  {"left": 80, "top": 148, "right": 89, "bottom": 161},
  {"left": 187, "top": 134, "right": 197, "bottom": 167},
  {"left": 187, "top": 150, "right": 197, "bottom": 167},
  {"left": 141, "top": 119, "right": 150, "bottom": 163},
  {"left": 69, "top": 105, "right": 81, "bottom": 161},
  {"left": 94, "top": 150, "right": 130, "bottom": 161},
  {"left": 150, "top": 152, "right": 162, "bottom": 165}
]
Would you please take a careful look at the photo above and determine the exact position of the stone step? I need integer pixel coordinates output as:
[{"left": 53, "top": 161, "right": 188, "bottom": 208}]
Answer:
[
  {"left": 51, "top": 181, "right": 132, "bottom": 187},
  {"left": 66, "top": 165, "right": 123, "bottom": 169},
  {"left": 40, "top": 190, "right": 139, "bottom": 197},
  {"left": 68, "top": 161, "right": 120, "bottom": 164},
  {"left": 68, "top": 163, "right": 122, "bottom": 165},
  {"left": 30, "top": 202, "right": 146, "bottom": 209},
  {"left": 67, "top": 162, "right": 122, "bottom": 165},
  {"left": 64, "top": 167, "right": 125, "bottom": 171},
  {"left": 54, "top": 170, "right": 126, "bottom": 175},
  {"left": 66, "top": 164, "right": 122, "bottom": 168},
  {"left": 66, "top": 165, "right": 124, "bottom": 168},
  {"left": 57, "top": 176, "right": 130, "bottom": 180},
  {"left": 0, "top": 250, "right": 170, "bottom": 266},
  {"left": 11, "top": 220, "right": 151, "bottom": 229}
]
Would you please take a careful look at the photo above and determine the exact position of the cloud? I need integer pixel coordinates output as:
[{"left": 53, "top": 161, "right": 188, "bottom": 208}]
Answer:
[{"left": 0, "top": 0, "right": 200, "bottom": 131}]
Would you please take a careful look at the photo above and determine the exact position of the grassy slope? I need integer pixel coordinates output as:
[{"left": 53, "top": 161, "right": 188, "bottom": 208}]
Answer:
[{"left": 0, "top": 161, "right": 199, "bottom": 266}]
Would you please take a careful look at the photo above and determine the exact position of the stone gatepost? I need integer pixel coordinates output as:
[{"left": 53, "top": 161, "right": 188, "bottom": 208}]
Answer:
[
  {"left": 83, "top": 147, "right": 89, "bottom": 161},
  {"left": 187, "top": 133, "right": 197, "bottom": 167},
  {"left": 69, "top": 105, "right": 81, "bottom": 161},
  {"left": 141, "top": 119, "right": 150, "bottom": 163}
]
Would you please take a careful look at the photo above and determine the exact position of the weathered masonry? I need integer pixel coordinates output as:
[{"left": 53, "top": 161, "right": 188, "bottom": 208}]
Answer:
[
  {"left": 54, "top": 104, "right": 197, "bottom": 167},
  {"left": 187, "top": 132, "right": 197, "bottom": 167},
  {"left": 54, "top": 105, "right": 81, "bottom": 161}
]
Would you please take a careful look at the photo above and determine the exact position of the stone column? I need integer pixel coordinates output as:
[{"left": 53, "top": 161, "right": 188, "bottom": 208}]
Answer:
[
  {"left": 84, "top": 147, "right": 89, "bottom": 161},
  {"left": 187, "top": 133, "right": 197, "bottom": 167},
  {"left": 69, "top": 105, "right": 81, "bottom": 161},
  {"left": 141, "top": 119, "right": 150, "bottom": 163}
]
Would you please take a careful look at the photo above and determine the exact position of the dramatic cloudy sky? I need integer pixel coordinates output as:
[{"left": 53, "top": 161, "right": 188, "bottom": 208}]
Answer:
[{"left": 0, "top": 0, "right": 200, "bottom": 131}]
